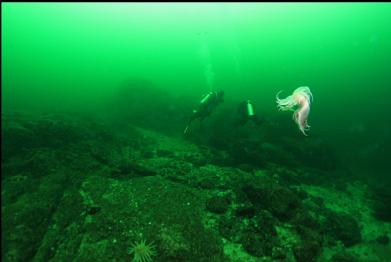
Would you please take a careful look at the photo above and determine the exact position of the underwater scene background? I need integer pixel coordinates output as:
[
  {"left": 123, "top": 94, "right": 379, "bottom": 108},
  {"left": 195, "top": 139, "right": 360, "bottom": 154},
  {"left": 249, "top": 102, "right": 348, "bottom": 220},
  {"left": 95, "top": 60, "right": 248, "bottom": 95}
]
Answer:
[{"left": 2, "top": 3, "right": 391, "bottom": 261}]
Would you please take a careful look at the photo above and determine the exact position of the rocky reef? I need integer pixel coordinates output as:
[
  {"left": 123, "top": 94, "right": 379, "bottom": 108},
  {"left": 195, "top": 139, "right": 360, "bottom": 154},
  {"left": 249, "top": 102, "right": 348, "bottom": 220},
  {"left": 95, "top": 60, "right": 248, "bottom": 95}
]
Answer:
[{"left": 2, "top": 111, "right": 390, "bottom": 261}]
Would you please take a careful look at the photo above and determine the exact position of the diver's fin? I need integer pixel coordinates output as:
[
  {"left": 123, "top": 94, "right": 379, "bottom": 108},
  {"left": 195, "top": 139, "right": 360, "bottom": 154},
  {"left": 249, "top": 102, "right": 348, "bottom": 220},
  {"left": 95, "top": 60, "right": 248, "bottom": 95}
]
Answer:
[{"left": 184, "top": 125, "right": 190, "bottom": 135}]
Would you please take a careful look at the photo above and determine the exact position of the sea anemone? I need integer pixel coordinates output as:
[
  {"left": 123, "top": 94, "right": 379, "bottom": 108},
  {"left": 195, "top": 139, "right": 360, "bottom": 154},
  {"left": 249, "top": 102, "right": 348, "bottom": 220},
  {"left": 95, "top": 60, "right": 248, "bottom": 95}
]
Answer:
[
  {"left": 128, "top": 239, "right": 156, "bottom": 262},
  {"left": 276, "top": 86, "right": 313, "bottom": 136}
]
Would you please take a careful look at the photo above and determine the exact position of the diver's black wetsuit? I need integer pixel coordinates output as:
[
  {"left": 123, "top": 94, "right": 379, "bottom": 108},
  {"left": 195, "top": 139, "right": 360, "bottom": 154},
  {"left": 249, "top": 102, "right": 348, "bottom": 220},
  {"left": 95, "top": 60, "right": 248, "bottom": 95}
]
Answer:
[
  {"left": 236, "top": 100, "right": 264, "bottom": 126},
  {"left": 184, "top": 90, "right": 224, "bottom": 134}
]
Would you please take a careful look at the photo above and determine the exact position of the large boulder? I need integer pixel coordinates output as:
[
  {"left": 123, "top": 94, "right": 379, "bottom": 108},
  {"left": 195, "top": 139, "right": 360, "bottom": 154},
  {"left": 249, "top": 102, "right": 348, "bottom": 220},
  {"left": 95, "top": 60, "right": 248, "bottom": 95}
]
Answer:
[
  {"left": 324, "top": 211, "right": 362, "bottom": 247},
  {"left": 242, "top": 177, "right": 301, "bottom": 221}
]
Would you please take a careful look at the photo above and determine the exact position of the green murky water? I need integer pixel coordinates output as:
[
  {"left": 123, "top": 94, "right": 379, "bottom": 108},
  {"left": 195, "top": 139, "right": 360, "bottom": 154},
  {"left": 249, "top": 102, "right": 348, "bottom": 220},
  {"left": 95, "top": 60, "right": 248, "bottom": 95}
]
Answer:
[{"left": 2, "top": 3, "right": 391, "bottom": 261}]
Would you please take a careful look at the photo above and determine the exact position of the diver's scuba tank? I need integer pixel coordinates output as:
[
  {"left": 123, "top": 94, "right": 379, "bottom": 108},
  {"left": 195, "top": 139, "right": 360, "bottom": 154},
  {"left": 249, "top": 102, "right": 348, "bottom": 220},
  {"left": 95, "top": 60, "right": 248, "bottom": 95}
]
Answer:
[
  {"left": 191, "top": 92, "right": 212, "bottom": 118},
  {"left": 246, "top": 100, "right": 255, "bottom": 118},
  {"left": 239, "top": 100, "right": 255, "bottom": 119},
  {"left": 200, "top": 91, "right": 215, "bottom": 105},
  {"left": 200, "top": 93, "right": 212, "bottom": 104},
  {"left": 237, "top": 99, "right": 258, "bottom": 126}
]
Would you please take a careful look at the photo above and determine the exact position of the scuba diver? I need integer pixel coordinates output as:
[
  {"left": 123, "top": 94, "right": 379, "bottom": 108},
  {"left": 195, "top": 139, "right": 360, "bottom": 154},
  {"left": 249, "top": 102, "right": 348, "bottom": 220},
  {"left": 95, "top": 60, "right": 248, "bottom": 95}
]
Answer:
[
  {"left": 184, "top": 90, "right": 224, "bottom": 135},
  {"left": 236, "top": 99, "right": 264, "bottom": 126}
]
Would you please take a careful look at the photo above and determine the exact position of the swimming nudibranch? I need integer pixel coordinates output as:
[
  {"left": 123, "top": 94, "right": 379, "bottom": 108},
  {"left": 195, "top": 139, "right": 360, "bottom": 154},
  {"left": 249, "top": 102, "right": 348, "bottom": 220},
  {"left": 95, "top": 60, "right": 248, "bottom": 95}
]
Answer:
[{"left": 276, "top": 86, "right": 313, "bottom": 136}]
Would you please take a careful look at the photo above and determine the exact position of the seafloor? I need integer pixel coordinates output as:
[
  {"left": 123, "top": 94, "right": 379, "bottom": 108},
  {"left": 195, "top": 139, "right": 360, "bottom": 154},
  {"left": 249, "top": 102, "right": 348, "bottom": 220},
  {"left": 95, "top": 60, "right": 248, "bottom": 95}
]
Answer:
[{"left": 2, "top": 111, "right": 390, "bottom": 262}]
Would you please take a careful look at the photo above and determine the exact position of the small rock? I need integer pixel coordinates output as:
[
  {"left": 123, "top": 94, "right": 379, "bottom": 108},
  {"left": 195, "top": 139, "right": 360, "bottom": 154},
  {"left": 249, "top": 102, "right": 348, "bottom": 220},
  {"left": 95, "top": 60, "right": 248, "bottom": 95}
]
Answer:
[
  {"left": 206, "top": 196, "right": 230, "bottom": 214},
  {"left": 331, "top": 252, "right": 358, "bottom": 262},
  {"left": 87, "top": 205, "right": 101, "bottom": 215},
  {"left": 325, "top": 212, "right": 362, "bottom": 247},
  {"left": 156, "top": 149, "right": 174, "bottom": 157},
  {"left": 293, "top": 240, "right": 321, "bottom": 262},
  {"left": 376, "top": 234, "right": 390, "bottom": 245},
  {"left": 311, "top": 196, "right": 324, "bottom": 207},
  {"left": 218, "top": 216, "right": 242, "bottom": 243},
  {"left": 241, "top": 232, "right": 274, "bottom": 257},
  {"left": 235, "top": 206, "right": 256, "bottom": 218}
]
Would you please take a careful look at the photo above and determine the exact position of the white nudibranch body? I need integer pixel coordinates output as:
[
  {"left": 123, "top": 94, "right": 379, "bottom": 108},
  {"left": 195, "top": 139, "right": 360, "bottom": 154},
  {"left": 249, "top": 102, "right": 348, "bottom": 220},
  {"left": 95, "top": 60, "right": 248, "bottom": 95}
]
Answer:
[{"left": 276, "top": 86, "right": 313, "bottom": 135}]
